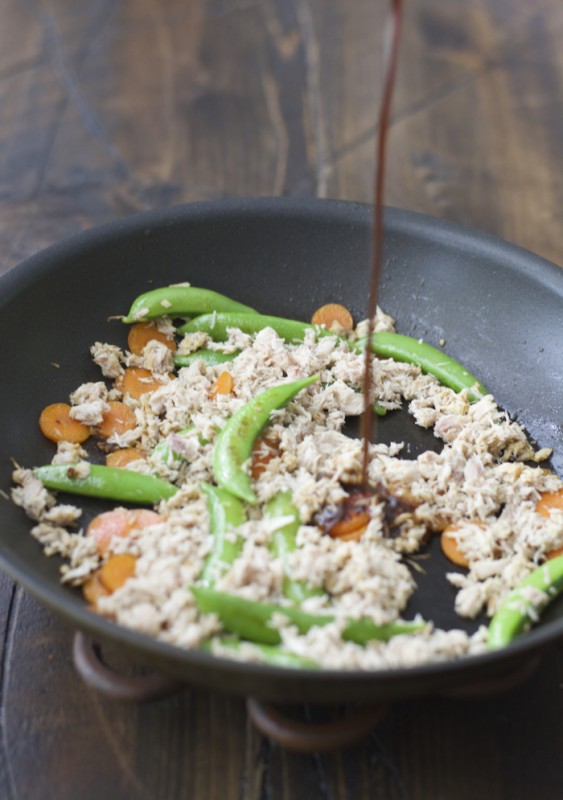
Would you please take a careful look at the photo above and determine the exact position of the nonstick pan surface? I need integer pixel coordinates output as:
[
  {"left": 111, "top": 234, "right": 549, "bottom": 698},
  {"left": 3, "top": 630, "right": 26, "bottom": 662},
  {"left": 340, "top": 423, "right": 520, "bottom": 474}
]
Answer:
[{"left": 0, "top": 197, "right": 562, "bottom": 704}]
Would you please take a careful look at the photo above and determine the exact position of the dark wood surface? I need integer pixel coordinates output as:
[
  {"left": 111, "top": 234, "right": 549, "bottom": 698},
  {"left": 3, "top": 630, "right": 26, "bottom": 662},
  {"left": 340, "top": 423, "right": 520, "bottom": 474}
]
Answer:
[{"left": 1, "top": 1, "right": 562, "bottom": 797}]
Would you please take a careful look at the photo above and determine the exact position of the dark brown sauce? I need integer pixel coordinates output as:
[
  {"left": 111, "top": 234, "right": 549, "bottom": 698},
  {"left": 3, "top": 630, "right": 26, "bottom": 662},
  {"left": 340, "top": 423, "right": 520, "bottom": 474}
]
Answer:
[
  {"left": 314, "top": 483, "right": 416, "bottom": 541},
  {"left": 378, "top": 483, "right": 417, "bottom": 539},
  {"left": 315, "top": 3, "right": 405, "bottom": 532},
  {"left": 314, "top": 486, "right": 372, "bottom": 537},
  {"left": 360, "top": 0, "right": 404, "bottom": 484}
]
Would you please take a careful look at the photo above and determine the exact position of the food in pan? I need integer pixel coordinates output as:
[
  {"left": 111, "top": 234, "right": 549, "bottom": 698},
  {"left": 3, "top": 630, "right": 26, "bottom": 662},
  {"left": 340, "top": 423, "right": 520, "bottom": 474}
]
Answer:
[{"left": 12, "top": 285, "right": 563, "bottom": 669}]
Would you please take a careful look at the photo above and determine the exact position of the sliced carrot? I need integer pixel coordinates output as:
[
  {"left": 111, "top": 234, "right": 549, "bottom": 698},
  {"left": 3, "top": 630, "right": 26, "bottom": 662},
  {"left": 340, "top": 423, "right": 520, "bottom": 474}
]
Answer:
[
  {"left": 537, "top": 490, "right": 563, "bottom": 560},
  {"left": 441, "top": 529, "right": 469, "bottom": 568},
  {"left": 536, "top": 489, "right": 563, "bottom": 519},
  {"left": 82, "top": 570, "right": 110, "bottom": 605},
  {"left": 119, "top": 367, "right": 169, "bottom": 399},
  {"left": 210, "top": 371, "right": 234, "bottom": 398},
  {"left": 97, "top": 400, "right": 137, "bottom": 439},
  {"left": 330, "top": 512, "right": 370, "bottom": 541},
  {"left": 86, "top": 508, "right": 160, "bottom": 553},
  {"left": 311, "top": 303, "right": 354, "bottom": 331},
  {"left": 441, "top": 521, "right": 488, "bottom": 567},
  {"left": 105, "top": 448, "right": 146, "bottom": 468},
  {"left": 250, "top": 436, "right": 280, "bottom": 480},
  {"left": 127, "top": 322, "right": 176, "bottom": 356},
  {"left": 39, "top": 402, "right": 90, "bottom": 444},
  {"left": 100, "top": 554, "right": 137, "bottom": 592}
]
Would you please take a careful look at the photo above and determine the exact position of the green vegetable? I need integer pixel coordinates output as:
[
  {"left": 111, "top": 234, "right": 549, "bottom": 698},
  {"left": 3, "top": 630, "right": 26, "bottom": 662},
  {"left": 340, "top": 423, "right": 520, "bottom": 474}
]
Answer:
[
  {"left": 200, "top": 483, "right": 246, "bottom": 587},
  {"left": 354, "top": 332, "right": 487, "bottom": 401},
  {"left": 373, "top": 403, "right": 387, "bottom": 416},
  {"left": 201, "top": 637, "right": 318, "bottom": 669},
  {"left": 213, "top": 375, "right": 319, "bottom": 504},
  {"left": 122, "top": 285, "right": 255, "bottom": 324},
  {"left": 152, "top": 427, "right": 190, "bottom": 466},
  {"left": 192, "top": 586, "right": 426, "bottom": 646},
  {"left": 178, "top": 312, "right": 339, "bottom": 342},
  {"left": 265, "top": 492, "right": 322, "bottom": 603},
  {"left": 174, "top": 349, "right": 239, "bottom": 369},
  {"left": 488, "top": 555, "right": 563, "bottom": 650},
  {"left": 34, "top": 464, "right": 177, "bottom": 503}
]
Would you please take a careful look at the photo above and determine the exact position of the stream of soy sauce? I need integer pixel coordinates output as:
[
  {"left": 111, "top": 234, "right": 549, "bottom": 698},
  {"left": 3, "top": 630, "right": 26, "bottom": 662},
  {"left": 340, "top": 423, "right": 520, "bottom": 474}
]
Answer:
[{"left": 360, "top": 0, "right": 404, "bottom": 485}]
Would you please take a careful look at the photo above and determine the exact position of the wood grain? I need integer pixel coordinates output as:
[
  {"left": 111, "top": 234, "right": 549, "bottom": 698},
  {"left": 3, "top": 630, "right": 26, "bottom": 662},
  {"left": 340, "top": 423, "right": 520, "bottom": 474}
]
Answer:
[{"left": 1, "top": 0, "right": 562, "bottom": 797}]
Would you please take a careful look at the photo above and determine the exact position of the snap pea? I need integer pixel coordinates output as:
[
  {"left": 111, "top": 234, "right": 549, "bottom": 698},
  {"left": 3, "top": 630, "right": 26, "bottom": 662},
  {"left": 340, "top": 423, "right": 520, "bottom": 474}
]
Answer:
[
  {"left": 192, "top": 586, "right": 426, "bottom": 646},
  {"left": 122, "top": 285, "right": 255, "bottom": 324},
  {"left": 488, "top": 555, "right": 563, "bottom": 650},
  {"left": 354, "top": 332, "right": 487, "bottom": 401},
  {"left": 178, "top": 312, "right": 339, "bottom": 343},
  {"left": 34, "top": 464, "right": 177, "bottom": 503},
  {"left": 174, "top": 349, "right": 239, "bottom": 369},
  {"left": 201, "top": 637, "right": 318, "bottom": 669},
  {"left": 200, "top": 483, "right": 246, "bottom": 587},
  {"left": 213, "top": 375, "right": 319, "bottom": 504},
  {"left": 265, "top": 492, "right": 322, "bottom": 603}
]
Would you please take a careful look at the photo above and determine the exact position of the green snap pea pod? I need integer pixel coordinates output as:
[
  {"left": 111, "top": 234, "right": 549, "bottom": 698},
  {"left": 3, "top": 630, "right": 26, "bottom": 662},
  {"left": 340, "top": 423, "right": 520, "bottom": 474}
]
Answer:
[
  {"left": 192, "top": 586, "right": 426, "bottom": 646},
  {"left": 488, "top": 555, "right": 563, "bottom": 650},
  {"left": 178, "top": 312, "right": 340, "bottom": 342},
  {"left": 200, "top": 483, "right": 247, "bottom": 587},
  {"left": 265, "top": 492, "right": 322, "bottom": 603},
  {"left": 213, "top": 375, "right": 319, "bottom": 504},
  {"left": 200, "top": 637, "right": 318, "bottom": 669},
  {"left": 122, "top": 286, "right": 255, "bottom": 323},
  {"left": 354, "top": 332, "right": 487, "bottom": 401},
  {"left": 174, "top": 349, "right": 239, "bottom": 369},
  {"left": 34, "top": 464, "right": 177, "bottom": 503}
]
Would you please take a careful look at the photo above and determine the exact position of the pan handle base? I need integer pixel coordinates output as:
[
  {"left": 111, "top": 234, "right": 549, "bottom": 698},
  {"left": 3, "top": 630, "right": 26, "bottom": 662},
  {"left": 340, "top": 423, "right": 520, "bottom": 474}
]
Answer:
[
  {"left": 246, "top": 698, "right": 388, "bottom": 752},
  {"left": 73, "top": 631, "right": 185, "bottom": 703}
]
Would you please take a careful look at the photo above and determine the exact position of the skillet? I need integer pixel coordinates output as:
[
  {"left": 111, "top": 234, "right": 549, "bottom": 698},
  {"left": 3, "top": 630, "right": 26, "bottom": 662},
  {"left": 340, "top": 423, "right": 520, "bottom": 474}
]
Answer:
[{"left": 0, "top": 197, "right": 562, "bottom": 704}]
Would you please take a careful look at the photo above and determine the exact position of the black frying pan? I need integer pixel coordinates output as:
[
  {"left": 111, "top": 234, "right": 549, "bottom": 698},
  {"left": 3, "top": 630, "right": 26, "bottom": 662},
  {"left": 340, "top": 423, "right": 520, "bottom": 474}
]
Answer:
[{"left": 0, "top": 197, "right": 562, "bottom": 704}]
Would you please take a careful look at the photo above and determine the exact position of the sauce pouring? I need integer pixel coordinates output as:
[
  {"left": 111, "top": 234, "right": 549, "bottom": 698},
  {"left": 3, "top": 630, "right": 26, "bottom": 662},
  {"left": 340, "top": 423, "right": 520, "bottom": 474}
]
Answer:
[{"left": 360, "top": 0, "right": 404, "bottom": 483}]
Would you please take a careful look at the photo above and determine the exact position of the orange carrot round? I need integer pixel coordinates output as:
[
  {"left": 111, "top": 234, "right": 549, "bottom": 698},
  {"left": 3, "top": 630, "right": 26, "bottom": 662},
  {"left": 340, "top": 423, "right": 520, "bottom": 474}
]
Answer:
[
  {"left": 311, "top": 303, "right": 354, "bottom": 331},
  {"left": 100, "top": 553, "right": 137, "bottom": 593},
  {"left": 330, "top": 512, "right": 370, "bottom": 541},
  {"left": 105, "top": 448, "right": 146, "bottom": 468},
  {"left": 86, "top": 508, "right": 160, "bottom": 553},
  {"left": 536, "top": 489, "right": 563, "bottom": 518},
  {"left": 39, "top": 402, "right": 90, "bottom": 444},
  {"left": 119, "top": 367, "right": 169, "bottom": 399},
  {"left": 210, "top": 371, "right": 234, "bottom": 398},
  {"left": 127, "top": 322, "right": 176, "bottom": 356},
  {"left": 97, "top": 400, "right": 137, "bottom": 439},
  {"left": 100, "top": 554, "right": 137, "bottom": 592},
  {"left": 441, "top": 530, "right": 468, "bottom": 568},
  {"left": 440, "top": 521, "right": 487, "bottom": 567},
  {"left": 82, "top": 570, "right": 110, "bottom": 605},
  {"left": 250, "top": 436, "right": 280, "bottom": 480}
]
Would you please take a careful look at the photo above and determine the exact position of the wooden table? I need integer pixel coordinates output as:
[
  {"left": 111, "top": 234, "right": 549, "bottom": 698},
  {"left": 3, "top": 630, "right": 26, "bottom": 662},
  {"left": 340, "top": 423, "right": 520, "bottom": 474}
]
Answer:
[{"left": 1, "top": 1, "right": 562, "bottom": 797}]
